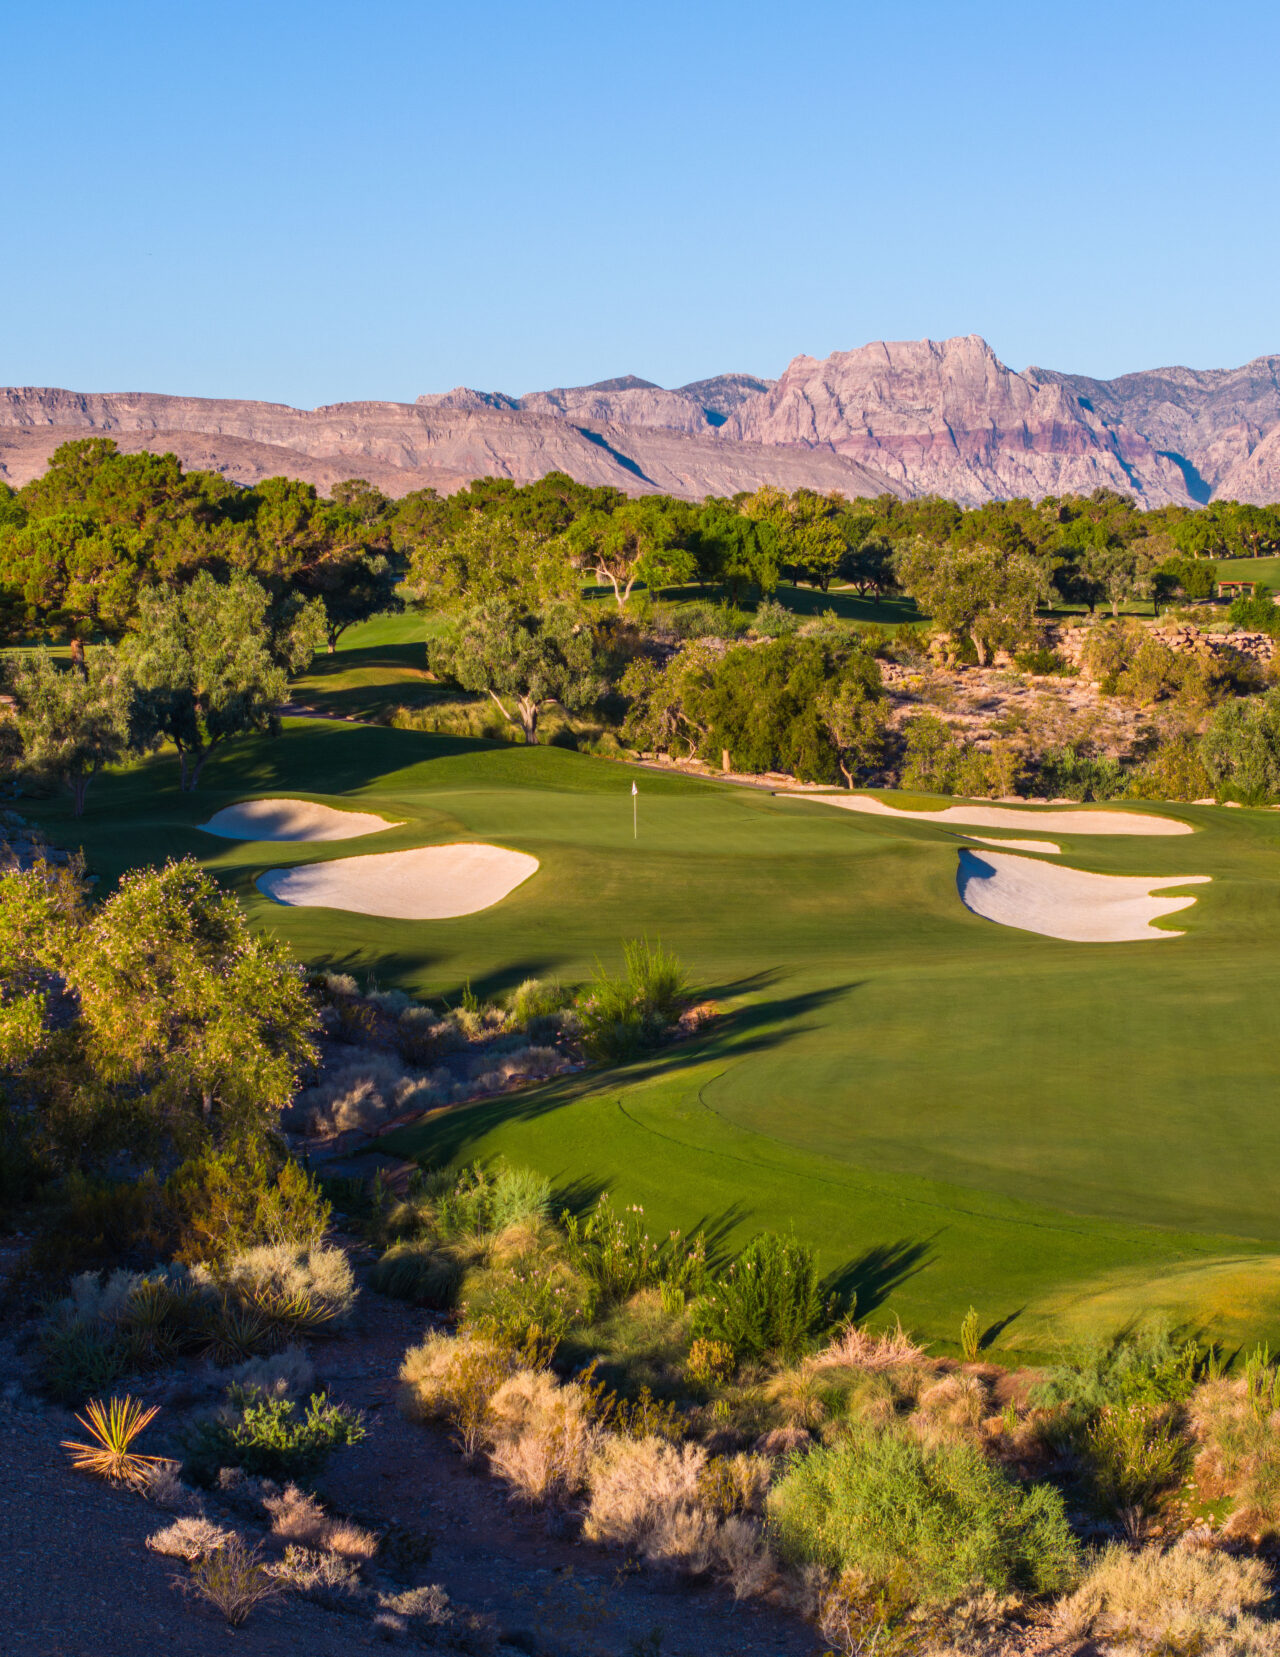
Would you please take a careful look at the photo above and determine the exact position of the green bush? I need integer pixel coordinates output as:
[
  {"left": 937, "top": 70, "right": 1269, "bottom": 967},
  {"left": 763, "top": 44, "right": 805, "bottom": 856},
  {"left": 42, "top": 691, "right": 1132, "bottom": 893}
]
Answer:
[
  {"left": 752, "top": 598, "right": 801, "bottom": 637},
  {"left": 1028, "top": 745, "right": 1128, "bottom": 802},
  {"left": 506, "top": 978, "right": 569, "bottom": 1033},
  {"left": 183, "top": 1388, "right": 366, "bottom": 1484},
  {"left": 562, "top": 1194, "right": 707, "bottom": 1307},
  {"left": 1201, "top": 688, "right": 1280, "bottom": 803},
  {"left": 693, "top": 1232, "right": 825, "bottom": 1361},
  {"left": 37, "top": 1322, "right": 133, "bottom": 1404},
  {"left": 1082, "top": 1402, "right": 1189, "bottom": 1514},
  {"left": 1035, "top": 1325, "right": 1204, "bottom": 1417},
  {"left": 168, "top": 1145, "right": 330, "bottom": 1266},
  {"left": 768, "top": 1428, "right": 1079, "bottom": 1604},
  {"left": 369, "top": 1242, "right": 466, "bottom": 1308},
  {"left": 577, "top": 939, "right": 690, "bottom": 1063},
  {"left": 461, "top": 1258, "right": 592, "bottom": 1354}
]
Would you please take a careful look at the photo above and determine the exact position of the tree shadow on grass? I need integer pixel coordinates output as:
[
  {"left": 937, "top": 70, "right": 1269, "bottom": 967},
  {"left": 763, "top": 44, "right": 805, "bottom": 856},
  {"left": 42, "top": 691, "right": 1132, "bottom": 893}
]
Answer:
[{"left": 823, "top": 1236, "right": 936, "bottom": 1320}]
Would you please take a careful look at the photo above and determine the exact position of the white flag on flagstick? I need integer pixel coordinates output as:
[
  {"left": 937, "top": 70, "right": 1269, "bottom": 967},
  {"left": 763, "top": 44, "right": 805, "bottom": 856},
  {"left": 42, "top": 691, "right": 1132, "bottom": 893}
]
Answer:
[{"left": 631, "top": 782, "right": 638, "bottom": 795}]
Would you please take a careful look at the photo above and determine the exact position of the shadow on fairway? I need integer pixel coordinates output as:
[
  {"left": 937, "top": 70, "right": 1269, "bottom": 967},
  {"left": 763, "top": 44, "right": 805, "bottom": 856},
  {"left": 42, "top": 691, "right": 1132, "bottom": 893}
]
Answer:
[{"left": 824, "top": 1236, "right": 935, "bottom": 1319}]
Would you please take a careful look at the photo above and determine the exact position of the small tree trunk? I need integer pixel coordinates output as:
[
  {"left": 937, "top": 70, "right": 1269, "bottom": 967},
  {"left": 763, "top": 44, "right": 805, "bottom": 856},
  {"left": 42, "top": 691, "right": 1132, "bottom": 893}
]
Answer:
[
  {"left": 839, "top": 760, "right": 855, "bottom": 789},
  {"left": 186, "top": 746, "right": 211, "bottom": 791},
  {"left": 72, "top": 775, "right": 88, "bottom": 817},
  {"left": 69, "top": 637, "right": 87, "bottom": 679},
  {"left": 519, "top": 698, "right": 538, "bottom": 744},
  {"left": 972, "top": 633, "right": 990, "bottom": 667}
]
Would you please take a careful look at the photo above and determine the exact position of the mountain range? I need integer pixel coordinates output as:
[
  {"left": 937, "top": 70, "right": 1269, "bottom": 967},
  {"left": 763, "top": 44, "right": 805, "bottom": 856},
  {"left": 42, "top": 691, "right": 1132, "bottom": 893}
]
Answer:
[{"left": 3, "top": 335, "right": 1279, "bottom": 507}]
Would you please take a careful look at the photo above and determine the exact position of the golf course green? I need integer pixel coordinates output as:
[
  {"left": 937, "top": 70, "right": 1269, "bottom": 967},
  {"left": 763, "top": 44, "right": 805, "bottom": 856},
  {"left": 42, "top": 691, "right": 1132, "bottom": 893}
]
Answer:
[{"left": 20, "top": 673, "right": 1280, "bottom": 1361}]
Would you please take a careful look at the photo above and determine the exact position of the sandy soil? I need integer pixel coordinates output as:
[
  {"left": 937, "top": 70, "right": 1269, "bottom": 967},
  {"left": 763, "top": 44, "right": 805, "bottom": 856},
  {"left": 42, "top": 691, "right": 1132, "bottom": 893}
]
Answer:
[
  {"left": 199, "top": 798, "right": 399, "bottom": 842},
  {"left": 257, "top": 844, "right": 539, "bottom": 920},
  {"left": 796, "top": 794, "right": 1194, "bottom": 836},
  {"left": 963, "top": 835, "right": 1062, "bottom": 855},
  {"left": 957, "top": 849, "right": 1210, "bottom": 942}
]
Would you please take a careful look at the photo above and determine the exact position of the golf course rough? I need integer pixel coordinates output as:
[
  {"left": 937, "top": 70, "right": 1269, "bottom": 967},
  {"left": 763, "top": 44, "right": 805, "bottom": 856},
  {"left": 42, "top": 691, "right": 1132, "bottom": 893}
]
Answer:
[
  {"left": 956, "top": 848, "right": 1211, "bottom": 941},
  {"left": 27, "top": 710, "right": 1280, "bottom": 1360}
]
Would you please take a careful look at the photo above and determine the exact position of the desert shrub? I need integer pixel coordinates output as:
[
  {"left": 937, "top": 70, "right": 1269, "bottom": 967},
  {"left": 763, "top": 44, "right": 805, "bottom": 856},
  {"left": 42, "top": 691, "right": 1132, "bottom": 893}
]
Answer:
[
  {"left": 1127, "top": 731, "right": 1216, "bottom": 801},
  {"left": 1013, "top": 645, "right": 1070, "bottom": 675},
  {"left": 658, "top": 599, "right": 750, "bottom": 640},
  {"left": 563, "top": 1194, "right": 707, "bottom": 1307},
  {"left": 1191, "top": 1377, "right": 1280, "bottom": 1534},
  {"left": 768, "top": 1428, "right": 1079, "bottom": 1605},
  {"left": 291, "top": 1052, "right": 452, "bottom": 1137},
  {"left": 1055, "top": 1542, "right": 1278, "bottom": 1650},
  {"left": 268, "top": 1544, "right": 362, "bottom": 1599},
  {"left": 147, "top": 1515, "right": 234, "bottom": 1561},
  {"left": 38, "top": 1267, "right": 213, "bottom": 1401},
  {"left": 27, "top": 1173, "right": 171, "bottom": 1281},
  {"left": 207, "top": 1242, "right": 357, "bottom": 1326},
  {"left": 461, "top": 1254, "right": 592, "bottom": 1355},
  {"left": 485, "top": 1368, "right": 603, "bottom": 1506},
  {"left": 752, "top": 598, "right": 801, "bottom": 637},
  {"left": 61, "top": 1393, "right": 163, "bottom": 1488},
  {"left": 898, "top": 715, "right": 1023, "bottom": 799},
  {"left": 577, "top": 938, "right": 690, "bottom": 1063},
  {"left": 1201, "top": 688, "right": 1280, "bottom": 803},
  {"left": 685, "top": 1338, "right": 736, "bottom": 1390},
  {"left": 223, "top": 1345, "right": 316, "bottom": 1400},
  {"left": 489, "top": 1163, "right": 552, "bottom": 1231},
  {"left": 1081, "top": 1401, "right": 1190, "bottom": 1515},
  {"left": 369, "top": 1242, "right": 467, "bottom": 1308},
  {"left": 507, "top": 977, "right": 571, "bottom": 1032},
  {"left": 1036, "top": 1324, "right": 1203, "bottom": 1419},
  {"left": 910, "top": 1373, "right": 991, "bottom": 1449},
  {"left": 169, "top": 1146, "right": 330, "bottom": 1265},
  {"left": 399, "top": 1330, "right": 521, "bottom": 1456},
  {"left": 183, "top": 1388, "right": 366, "bottom": 1484},
  {"left": 693, "top": 1232, "right": 826, "bottom": 1361},
  {"left": 184, "top": 1536, "right": 281, "bottom": 1626},
  {"left": 1027, "top": 744, "right": 1128, "bottom": 801},
  {"left": 38, "top": 1321, "right": 134, "bottom": 1403},
  {"left": 467, "top": 1044, "right": 570, "bottom": 1094}
]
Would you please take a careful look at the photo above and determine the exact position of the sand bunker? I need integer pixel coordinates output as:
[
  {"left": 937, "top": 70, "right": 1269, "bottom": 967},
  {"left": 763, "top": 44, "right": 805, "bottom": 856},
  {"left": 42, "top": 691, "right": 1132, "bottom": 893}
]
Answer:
[
  {"left": 957, "top": 849, "right": 1209, "bottom": 942},
  {"left": 797, "top": 794, "right": 1193, "bottom": 836},
  {"left": 200, "top": 798, "right": 399, "bottom": 842},
  {"left": 963, "top": 835, "right": 1061, "bottom": 855},
  {"left": 256, "top": 843, "right": 538, "bottom": 919}
]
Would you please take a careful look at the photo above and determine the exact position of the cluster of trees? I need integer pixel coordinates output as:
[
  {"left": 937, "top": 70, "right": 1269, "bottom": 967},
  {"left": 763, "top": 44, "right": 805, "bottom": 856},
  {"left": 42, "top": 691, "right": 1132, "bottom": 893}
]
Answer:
[{"left": 0, "top": 440, "right": 401, "bottom": 657}]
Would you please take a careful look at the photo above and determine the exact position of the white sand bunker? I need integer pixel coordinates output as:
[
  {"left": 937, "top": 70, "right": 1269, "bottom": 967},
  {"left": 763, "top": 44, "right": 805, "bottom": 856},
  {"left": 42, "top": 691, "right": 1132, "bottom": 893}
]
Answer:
[
  {"left": 797, "top": 794, "right": 1193, "bottom": 836},
  {"left": 257, "top": 843, "right": 539, "bottom": 920},
  {"left": 957, "top": 849, "right": 1210, "bottom": 942},
  {"left": 200, "top": 798, "right": 399, "bottom": 842},
  {"left": 963, "top": 835, "right": 1061, "bottom": 855}
]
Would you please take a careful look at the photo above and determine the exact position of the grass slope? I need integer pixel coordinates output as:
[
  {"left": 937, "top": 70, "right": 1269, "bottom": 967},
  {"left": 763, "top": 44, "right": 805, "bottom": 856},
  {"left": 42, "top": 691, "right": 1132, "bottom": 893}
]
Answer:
[{"left": 21, "top": 709, "right": 1280, "bottom": 1359}]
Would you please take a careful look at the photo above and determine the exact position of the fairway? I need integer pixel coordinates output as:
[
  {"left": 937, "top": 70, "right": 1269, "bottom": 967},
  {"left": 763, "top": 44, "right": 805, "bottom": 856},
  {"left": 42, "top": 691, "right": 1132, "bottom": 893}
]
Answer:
[{"left": 23, "top": 713, "right": 1280, "bottom": 1360}]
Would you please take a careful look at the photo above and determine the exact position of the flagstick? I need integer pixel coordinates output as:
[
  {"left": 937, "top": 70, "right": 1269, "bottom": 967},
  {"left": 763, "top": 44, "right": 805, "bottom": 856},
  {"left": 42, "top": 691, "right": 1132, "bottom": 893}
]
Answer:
[{"left": 633, "top": 787, "right": 637, "bottom": 839}]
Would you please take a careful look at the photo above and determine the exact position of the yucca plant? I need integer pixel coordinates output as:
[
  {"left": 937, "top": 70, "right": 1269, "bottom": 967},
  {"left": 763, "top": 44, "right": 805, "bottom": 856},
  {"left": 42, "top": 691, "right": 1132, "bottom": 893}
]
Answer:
[
  {"left": 960, "top": 1306, "right": 982, "bottom": 1364},
  {"left": 62, "top": 1394, "right": 163, "bottom": 1488},
  {"left": 249, "top": 1283, "right": 334, "bottom": 1342},
  {"left": 201, "top": 1298, "right": 271, "bottom": 1364}
]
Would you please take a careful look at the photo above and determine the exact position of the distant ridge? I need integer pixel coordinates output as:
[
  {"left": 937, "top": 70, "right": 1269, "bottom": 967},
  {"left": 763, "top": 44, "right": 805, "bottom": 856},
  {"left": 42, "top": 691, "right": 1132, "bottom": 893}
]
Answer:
[{"left": 4, "top": 339, "right": 1279, "bottom": 504}]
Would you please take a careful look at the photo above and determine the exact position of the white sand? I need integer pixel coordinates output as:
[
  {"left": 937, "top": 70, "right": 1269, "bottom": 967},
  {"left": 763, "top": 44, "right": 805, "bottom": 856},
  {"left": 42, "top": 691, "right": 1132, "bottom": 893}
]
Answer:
[
  {"left": 793, "top": 794, "right": 1193, "bottom": 836},
  {"left": 199, "top": 798, "right": 399, "bottom": 842},
  {"left": 957, "top": 849, "right": 1210, "bottom": 942},
  {"left": 963, "top": 835, "right": 1062, "bottom": 855},
  {"left": 256, "top": 843, "right": 539, "bottom": 919}
]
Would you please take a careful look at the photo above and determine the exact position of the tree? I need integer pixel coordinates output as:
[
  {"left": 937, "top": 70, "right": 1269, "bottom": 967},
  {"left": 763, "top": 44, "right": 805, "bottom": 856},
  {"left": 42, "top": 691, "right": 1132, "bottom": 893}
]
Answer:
[
  {"left": 1201, "top": 690, "right": 1280, "bottom": 804},
  {"left": 121, "top": 572, "right": 289, "bottom": 789},
  {"left": 0, "top": 857, "right": 318, "bottom": 1162},
  {"left": 407, "top": 514, "right": 576, "bottom": 609},
  {"left": 566, "top": 498, "right": 696, "bottom": 609},
  {"left": 11, "top": 647, "right": 134, "bottom": 815},
  {"left": 818, "top": 678, "right": 888, "bottom": 786},
  {"left": 432, "top": 600, "right": 601, "bottom": 743},
  {"left": 893, "top": 542, "right": 1045, "bottom": 665},
  {"left": 689, "top": 504, "right": 780, "bottom": 600},
  {"left": 0, "top": 513, "right": 143, "bottom": 667}
]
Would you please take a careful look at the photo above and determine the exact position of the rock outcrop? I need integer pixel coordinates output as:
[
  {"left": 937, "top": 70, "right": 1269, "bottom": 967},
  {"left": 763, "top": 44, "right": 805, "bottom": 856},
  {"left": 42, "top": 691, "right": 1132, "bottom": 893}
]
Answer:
[
  {"left": 3, "top": 339, "right": 1278, "bottom": 504},
  {"left": 724, "top": 336, "right": 1200, "bottom": 508}
]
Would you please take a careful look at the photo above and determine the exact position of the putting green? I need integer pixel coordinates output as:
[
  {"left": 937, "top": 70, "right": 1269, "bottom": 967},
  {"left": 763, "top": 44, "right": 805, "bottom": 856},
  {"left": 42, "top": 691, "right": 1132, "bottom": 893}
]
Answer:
[{"left": 22, "top": 713, "right": 1280, "bottom": 1361}]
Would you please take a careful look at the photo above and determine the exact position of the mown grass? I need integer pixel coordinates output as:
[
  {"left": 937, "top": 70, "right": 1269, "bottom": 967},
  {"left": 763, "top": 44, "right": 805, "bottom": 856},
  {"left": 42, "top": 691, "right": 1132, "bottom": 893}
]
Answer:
[{"left": 19, "top": 644, "right": 1280, "bottom": 1357}]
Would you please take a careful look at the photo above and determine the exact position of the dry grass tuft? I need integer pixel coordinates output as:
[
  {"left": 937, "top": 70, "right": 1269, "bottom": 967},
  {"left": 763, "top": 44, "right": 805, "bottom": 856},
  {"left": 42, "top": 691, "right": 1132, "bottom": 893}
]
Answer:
[
  {"left": 485, "top": 1368, "right": 602, "bottom": 1506},
  {"left": 146, "top": 1516, "right": 234, "bottom": 1561},
  {"left": 399, "top": 1330, "right": 520, "bottom": 1456},
  {"left": 267, "top": 1544, "right": 361, "bottom": 1595},
  {"left": 911, "top": 1373, "right": 991, "bottom": 1447},
  {"left": 809, "top": 1322, "right": 926, "bottom": 1373},
  {"left": 263, "top": 1482, "right": 330, "bottom": 1545},
  {"left": 1055, "top": 1542, "right": 1280, "bottom": 1654}
]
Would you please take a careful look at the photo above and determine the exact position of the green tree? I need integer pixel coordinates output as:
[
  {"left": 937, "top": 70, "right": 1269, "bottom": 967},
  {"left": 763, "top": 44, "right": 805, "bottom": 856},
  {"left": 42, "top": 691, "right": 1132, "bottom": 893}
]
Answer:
[
  {"left": 817, "top": 677, "right": 888, "bottom": 786},
  {"left": 407, "top": 514, "right": 575, "bottom": 608},
  {"left": 0, "top": 513, "right": 143, "bottom": 666},
  {"left": 121, "top": 572, "right": 289, "bottom": 789},
  {"left": 0, "top": 858, "right": 319, "bottom": 1159},
  {"left": 566, "top": 498, "right": 696, "bottom": 609},
  {"left": 11, "top": 647, "right": 134, "bottom": 815},
  {"left": 432, "top": 600, "right": 601, "bottom": 743},
  {"left": 893, "top": 542, "right": 1045, "bottom": 665},
  {"left": 1201, "top": 690, "right": 1280, "bottom": 804}
]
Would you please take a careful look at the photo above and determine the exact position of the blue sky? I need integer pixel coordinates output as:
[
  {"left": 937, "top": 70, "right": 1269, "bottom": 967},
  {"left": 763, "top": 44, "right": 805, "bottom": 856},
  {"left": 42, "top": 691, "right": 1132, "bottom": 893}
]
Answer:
[{"left": 5, "top": 1, "right": 1277, "bottom": 405}]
